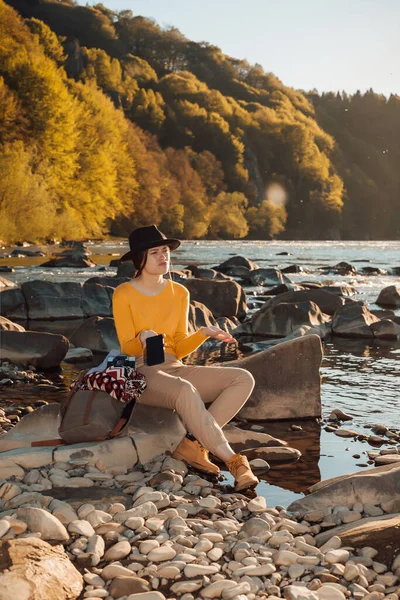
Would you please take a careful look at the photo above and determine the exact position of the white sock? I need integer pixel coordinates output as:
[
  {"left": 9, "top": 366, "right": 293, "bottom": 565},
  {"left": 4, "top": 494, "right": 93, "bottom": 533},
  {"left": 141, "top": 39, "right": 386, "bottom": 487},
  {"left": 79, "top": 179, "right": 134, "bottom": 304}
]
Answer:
[{"left": 214, "top": 442, "right": 236, "bottom": 463}]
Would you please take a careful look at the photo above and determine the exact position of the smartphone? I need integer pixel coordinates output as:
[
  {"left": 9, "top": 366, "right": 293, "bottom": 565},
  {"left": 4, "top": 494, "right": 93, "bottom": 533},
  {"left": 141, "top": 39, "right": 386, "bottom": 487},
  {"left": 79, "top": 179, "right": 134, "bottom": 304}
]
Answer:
[{"left": 145, "top": 334, "right": 165, "bottom": 366}]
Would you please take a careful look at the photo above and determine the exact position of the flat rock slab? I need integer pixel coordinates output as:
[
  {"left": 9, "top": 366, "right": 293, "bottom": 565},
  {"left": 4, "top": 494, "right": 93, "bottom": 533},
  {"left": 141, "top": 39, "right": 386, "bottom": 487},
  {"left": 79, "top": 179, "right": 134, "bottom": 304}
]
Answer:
[
  {"left": 43, "top": 486, "right": 131, "bottom": 509},
  {"left": 288, "top": 464, "right": 400, "bottom": 516},
  {"left": 338, "top": 514, "right": 400, "bottom": 565},
  {"left": 314, "top": 513, "right": 400, "bottom": 548}
]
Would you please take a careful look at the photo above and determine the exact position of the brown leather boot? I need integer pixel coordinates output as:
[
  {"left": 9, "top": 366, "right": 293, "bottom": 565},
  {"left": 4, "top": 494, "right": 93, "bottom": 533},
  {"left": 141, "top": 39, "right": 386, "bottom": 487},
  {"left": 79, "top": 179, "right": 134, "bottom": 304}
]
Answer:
[
  {"left": 226, "top": 454, "right": 259, "bottom": 491},
  {"left": 172, "top": 437, "right": 220, "bottom": 475}
]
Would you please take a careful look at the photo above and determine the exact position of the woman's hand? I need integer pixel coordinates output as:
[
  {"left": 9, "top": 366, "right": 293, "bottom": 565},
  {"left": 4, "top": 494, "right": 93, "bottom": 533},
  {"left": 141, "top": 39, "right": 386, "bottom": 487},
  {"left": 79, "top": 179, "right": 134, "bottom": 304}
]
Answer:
[
  {"left": 202, "top": 326, "right": 237, "bottom": 344},
  {"left": 140, "top": 330, "right": 160, "bottom": 347}
]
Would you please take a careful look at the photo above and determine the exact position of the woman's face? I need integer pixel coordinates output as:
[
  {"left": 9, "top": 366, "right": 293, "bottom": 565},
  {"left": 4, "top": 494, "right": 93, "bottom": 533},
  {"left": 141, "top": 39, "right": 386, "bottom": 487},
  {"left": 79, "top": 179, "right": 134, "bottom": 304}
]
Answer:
[{"left": 143, "top": 245, "right": 170, "bottom": 275}]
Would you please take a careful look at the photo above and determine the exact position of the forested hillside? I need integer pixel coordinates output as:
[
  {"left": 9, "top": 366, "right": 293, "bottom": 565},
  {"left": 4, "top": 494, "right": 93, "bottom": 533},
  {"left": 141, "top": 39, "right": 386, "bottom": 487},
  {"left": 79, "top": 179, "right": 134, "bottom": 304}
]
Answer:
[{"left": 1, "top": 0, "right": 399, "bottom": 243}]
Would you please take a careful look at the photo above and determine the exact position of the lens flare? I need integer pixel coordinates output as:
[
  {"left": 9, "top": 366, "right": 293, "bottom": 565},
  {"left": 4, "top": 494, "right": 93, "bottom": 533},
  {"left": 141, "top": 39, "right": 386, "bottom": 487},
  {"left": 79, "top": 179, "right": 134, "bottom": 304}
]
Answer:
[{"left": 265, "top": 183, "right": 287, "bottom": 207}]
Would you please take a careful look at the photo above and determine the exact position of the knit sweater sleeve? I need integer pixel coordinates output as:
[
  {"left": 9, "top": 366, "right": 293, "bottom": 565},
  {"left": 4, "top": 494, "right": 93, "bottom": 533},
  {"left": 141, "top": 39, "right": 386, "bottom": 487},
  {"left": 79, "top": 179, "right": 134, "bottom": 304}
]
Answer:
[
  {"left": 174, "top": 287, "right": 209, "bottom": 360},
  {"left": 112, "top": 286, "right": 143, "bottom": 357}
]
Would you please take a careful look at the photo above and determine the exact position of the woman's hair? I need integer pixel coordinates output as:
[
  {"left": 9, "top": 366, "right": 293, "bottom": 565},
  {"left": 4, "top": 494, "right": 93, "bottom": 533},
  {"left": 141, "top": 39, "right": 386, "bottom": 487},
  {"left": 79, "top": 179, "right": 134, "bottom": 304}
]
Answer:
[{"left": 132, "top": 249, "right": 148, "bottom": 278}]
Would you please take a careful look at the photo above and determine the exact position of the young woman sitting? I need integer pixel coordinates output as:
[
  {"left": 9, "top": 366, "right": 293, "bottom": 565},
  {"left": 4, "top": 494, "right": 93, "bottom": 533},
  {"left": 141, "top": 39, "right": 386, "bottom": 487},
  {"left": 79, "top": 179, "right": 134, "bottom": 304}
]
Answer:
[{"left": 112, "top": 225, "right": 259, "bottom": 491}]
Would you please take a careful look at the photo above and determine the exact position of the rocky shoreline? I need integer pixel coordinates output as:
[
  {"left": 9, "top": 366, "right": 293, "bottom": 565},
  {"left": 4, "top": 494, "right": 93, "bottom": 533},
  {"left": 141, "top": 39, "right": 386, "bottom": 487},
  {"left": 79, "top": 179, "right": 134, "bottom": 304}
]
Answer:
[{"left": 0, "top": 447, "right": 399, "bottom": 600}]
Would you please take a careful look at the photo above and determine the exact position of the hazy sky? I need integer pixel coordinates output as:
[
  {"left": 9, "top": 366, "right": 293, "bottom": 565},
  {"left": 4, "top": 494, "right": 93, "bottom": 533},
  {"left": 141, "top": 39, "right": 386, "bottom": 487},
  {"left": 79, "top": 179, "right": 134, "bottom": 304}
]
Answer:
[{"left": 79, "top": 0, "right": 400, "bottom": 97}]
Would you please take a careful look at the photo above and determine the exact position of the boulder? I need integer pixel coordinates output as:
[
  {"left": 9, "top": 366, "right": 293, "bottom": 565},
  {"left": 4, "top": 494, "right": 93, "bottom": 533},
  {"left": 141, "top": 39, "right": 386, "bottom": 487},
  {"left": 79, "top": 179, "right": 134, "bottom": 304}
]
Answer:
[
  {"left": 81, "top": 282, "right": 113, "bottom": 317},
  {"left": 0, "top": 537, "right": 83, "bottom": 600},
  {"left": 216, "top": 255, "right": 258, "bottom": 272},
  {"left": 376, "top": 285, "right": 400, "bottom": 308},
  {"left": 22, "top": 281, "right": 84, "bottom": 320},
  {"left": 0, "top": 276, "right": 17, "bottom": 289},
  {"left": 261, "top": 289, "right": 344, "bottom": 316},
  {"left": 0, "top": 288, "right": 27, "bottom": 320},
  {"left": 248, "top": 268, "right": 292, "bottom": 287},
  {"left": 63, "top": 347, "right": 93, "bottom": 363},
  {"left": 281, "top": 265, "right": 304, "bottom": 274},
  {"left": 371, "top": 319, "right": 400, "bottom": 340},
  {"left": 0, "top": 317, "right": 25, "bottom": 332},
  {"left": 183, "top": 279, "right": 247, "bottom": 320},
  {"left": 223, "top": 424, "right": 287, "bottom": 449},
  {"left": 0, "top": 401, "right": 182, "bottom": 466},
  {"left": 216, "top": 316, "right": 239, "bottom": 335},
  {"left": 338, "top": 515, "right": 400, "bottom": 565},
  {"left": 251, "top": 301, "right": 329, "bottom": 337},
  {"left": 326, "top": 261, "right": 357, "bottom": 275},
  {"left": 288, "top": 464, "right": 400, "bottom": 517},
  {"left": 332, "top": 302, "right": 380, "bottom": 338},
  {"left": 0, "top": 330, "right": 69, "bottom": 368},
  {"left": 16, "top": 507, "right": 69, "bottom": 541},
  {"left": 224, "top": 265, "right": 252, "bottom": 279},
  {"left": 362, "top": 266, "right": 387, "bottom": 275},
  {"left": 86, "top": 275, "right": 130, "bottom": 289},
  {"left": 188, "top": 301, "right": 217, "bottom": 332},
  {"left": 69, "top": 316, "right": 119, "bottom": 353},
  {"left": 242, "top": 445, "right": 301, "bottom": 463},
  {"left": 128, "top": 404, "right": 186, "bottom": 464},
  {"left": 117, "top": 263, "right": 136, "bottom": 278},
  {"left": 0, "top": 404, "right": 61, "bottom": 451},
  {"left": 229, "top": 335, "right": 323, "bottom": 421},
  {"left": 186, "top": 266, "right": 231, "bottom": 280},
  {"left": 41, "top": 247, "right": 96, "bottom": 268}
]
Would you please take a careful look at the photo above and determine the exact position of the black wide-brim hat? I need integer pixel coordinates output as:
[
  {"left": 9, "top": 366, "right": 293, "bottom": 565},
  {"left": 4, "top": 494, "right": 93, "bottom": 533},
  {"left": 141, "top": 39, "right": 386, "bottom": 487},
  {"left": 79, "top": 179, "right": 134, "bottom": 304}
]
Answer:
[{"left": 120, "top": 225, "right": 181, "bottom": 262}]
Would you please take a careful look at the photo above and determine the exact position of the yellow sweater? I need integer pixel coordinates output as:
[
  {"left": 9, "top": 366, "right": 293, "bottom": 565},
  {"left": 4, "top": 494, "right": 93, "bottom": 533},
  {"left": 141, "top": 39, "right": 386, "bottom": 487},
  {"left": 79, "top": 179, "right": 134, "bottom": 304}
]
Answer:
[{"left": 112, "top": 279, "right": 208, "bottom": 360}]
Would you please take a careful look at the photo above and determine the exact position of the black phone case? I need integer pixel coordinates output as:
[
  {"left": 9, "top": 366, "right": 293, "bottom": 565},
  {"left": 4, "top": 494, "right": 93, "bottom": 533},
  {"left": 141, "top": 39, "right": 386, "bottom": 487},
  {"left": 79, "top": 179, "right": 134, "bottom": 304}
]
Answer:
[{"left": 145, "top": 335, "right": 165, "bottom": 366}]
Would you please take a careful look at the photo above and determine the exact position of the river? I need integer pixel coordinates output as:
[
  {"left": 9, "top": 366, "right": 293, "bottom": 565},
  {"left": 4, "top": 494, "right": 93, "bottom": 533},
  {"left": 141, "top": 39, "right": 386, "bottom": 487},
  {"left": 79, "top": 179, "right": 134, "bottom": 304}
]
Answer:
[{"left": 1, "top": 240, "right": 399, "bottom": 506}]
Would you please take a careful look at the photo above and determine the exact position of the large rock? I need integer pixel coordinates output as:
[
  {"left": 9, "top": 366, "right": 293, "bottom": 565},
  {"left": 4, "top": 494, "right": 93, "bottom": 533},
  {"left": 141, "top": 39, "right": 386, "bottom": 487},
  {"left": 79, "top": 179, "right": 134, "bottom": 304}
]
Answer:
[
  {"left": 376, "top": 285, "right": 400, "bottom": 308},
  {"left": 0, "top": 330, "right": 69, "bottom": 368},
  {"left": 248, "top": 268, "right": 292, "bottom": 287},
  {"left": 186, "top": 266, "right": 232, "bottom": 280},
  {"left": 128, "top": 404, "right": 186, "bottom": 464},
  {"left": 0, "top": 317, "right": 25, "bottom": 332},
  {"left": 0, "top": 404, "right": 60, "bottom": 452},
  {"left": 81, "top": 282, "right": 113, "bottom": 317},
  {"left": 41, "top": 247, "right": 96, "bottom": 268},
  {"left": 371, "top": 318, "right": 400, "bottom": 340},
  {"left": 22, "top": 281, "right": 84, "bottom": 320},
  {"left": 261, "top": 289, "right": 344, "bottom": 316},
  {"left": 188, "top": 301, "right": 217, "bottom": 331},
  {"left": 0, "top": 277, "right": 17, "bottom": 289},
  {"left": 331, "top": 302, "right": 380, "bottom": 338},
  {"left": 86, "top": 276, "right": 130, "bottom": 289},
  {"left": 216, "top": 255, "right": 258, "bottom": 272},
  {"left": 0, "top": 401, "right": 181, "bottom": 467},
  {"left": 183, "top": 279, "right": 247, "bottom": 320},
  {"left": 223, "top": 424, "right": 287, "bottom": 449},
  {"left": 16, "top": 507, "right": 69, "bottom": 541},
  {"left": 337, "top": 514, "right": 400, "bottom": 565},
  {"left": 251, "top": 301, "right": 329, "bottom": 337},
  {"left": 0, "top": 537, "right": 83, "bottom": 600},
  {"left": 70, "top": 316, "right": 119, "bottom": 352},
  {"left": 0, "top": 288, "right": 27, "bottom": 320},
  {"left": 288, "top": 464, "right": 400, "bottom": 517},
  {"left": 230, "top": 335, "right": 323, "bottom": 421}
]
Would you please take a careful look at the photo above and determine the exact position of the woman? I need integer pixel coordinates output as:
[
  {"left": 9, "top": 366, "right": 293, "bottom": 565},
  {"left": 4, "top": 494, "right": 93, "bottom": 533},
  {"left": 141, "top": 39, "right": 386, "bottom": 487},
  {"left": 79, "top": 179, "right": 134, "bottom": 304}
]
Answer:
[{"left": 112, "top": 225, "right": 259, "bottom": 491}]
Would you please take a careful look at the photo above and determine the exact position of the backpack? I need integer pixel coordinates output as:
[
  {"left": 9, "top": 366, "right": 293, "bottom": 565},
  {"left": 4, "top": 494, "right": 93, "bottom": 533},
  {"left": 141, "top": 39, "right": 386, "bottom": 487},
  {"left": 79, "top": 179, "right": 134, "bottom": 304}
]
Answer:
[
  {"left": 57, "top": 370, "right": 135, "bottom": 444},
  {"left": 31, "top": 366, "right": 145, "bottom": 447}
]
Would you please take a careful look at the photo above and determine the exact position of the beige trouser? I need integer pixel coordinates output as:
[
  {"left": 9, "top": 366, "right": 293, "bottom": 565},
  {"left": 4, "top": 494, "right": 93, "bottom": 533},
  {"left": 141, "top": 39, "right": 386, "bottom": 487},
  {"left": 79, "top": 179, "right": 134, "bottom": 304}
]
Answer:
[{"left": 136, "top": 353, "right": 255, "bottom": 454}]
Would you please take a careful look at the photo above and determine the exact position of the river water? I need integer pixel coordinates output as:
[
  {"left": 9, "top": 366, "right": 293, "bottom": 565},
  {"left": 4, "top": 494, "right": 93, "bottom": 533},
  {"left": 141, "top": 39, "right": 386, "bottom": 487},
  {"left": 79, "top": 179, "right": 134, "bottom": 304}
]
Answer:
[{"left": 1, "top": 240, "right": 400, "bottom": 507}]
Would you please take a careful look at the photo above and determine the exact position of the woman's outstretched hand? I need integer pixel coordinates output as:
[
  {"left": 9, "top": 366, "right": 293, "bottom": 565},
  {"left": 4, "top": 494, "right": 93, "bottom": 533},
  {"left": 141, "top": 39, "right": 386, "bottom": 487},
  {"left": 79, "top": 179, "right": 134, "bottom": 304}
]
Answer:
[{"left": 202, "top": 326, "right": 237, "bottom": 344}]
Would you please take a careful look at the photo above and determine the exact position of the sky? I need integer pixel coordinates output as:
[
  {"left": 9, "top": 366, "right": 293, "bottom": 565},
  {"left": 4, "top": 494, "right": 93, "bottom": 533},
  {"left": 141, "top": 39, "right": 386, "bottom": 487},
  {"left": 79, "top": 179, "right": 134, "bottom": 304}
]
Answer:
[{"left": 78, "top": 0, "right": 400, "bottom": 97}]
